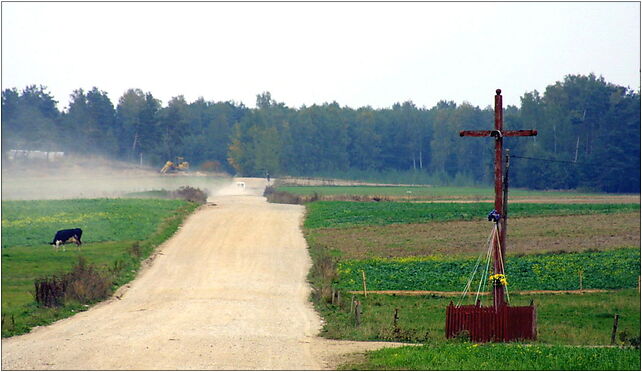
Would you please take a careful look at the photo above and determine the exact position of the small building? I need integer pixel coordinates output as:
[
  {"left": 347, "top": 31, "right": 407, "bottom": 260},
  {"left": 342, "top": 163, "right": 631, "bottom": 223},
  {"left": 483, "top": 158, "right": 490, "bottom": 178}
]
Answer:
[{"left": 6, "top": 149, "right": 64, "bottom": 161}]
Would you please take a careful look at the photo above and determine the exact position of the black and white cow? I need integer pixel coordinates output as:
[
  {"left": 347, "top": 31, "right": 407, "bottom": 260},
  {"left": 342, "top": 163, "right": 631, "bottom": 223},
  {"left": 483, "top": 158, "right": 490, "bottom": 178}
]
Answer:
[{"left": 50, "top": 228, "right": 83, "bottom": 251}]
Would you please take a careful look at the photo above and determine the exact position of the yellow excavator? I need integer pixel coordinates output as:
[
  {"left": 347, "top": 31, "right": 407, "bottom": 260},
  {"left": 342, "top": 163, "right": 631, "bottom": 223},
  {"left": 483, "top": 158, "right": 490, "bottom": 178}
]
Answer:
[{"left": 160, "top": 157, "right": 190, "bottom": 174}]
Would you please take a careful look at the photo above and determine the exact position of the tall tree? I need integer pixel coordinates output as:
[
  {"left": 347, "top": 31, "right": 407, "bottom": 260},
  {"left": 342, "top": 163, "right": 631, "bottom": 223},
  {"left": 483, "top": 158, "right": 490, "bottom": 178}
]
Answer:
[
  {"left": 158, "top": 96, "right": 190, "bottom": 161},
  {"left": 86, "top": 87, "right": 118, "bottom": 155},
  {"left": 116, "top": 89, "right": 162, "bottom": 163},
  {"left": 2, "top": 85, "right": 60, "bottom": 151},
  {"left": 116, "top": 89, "right": 147, "bottom": 159},
  {"left": 347, "top": 107, "right": 382, "bottom": 170}
]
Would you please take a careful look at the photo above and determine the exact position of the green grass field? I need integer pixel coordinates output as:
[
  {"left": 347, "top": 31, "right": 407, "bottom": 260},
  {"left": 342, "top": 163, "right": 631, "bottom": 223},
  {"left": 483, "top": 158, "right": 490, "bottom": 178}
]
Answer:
[
  {"left": 1, "top": 198, "right": 198, "bottom": 337},
  {"left": 342, "top": 343, "right": 640, "bottom": 370},
  {"left": 304, "top": 201, "right": 639, "bottom": 229},
  {"left": 1, "top": 198, "right": 189, "bottom": 248},
  {"left": 318, "top": 291, "right": 640, "bottom": 346}
]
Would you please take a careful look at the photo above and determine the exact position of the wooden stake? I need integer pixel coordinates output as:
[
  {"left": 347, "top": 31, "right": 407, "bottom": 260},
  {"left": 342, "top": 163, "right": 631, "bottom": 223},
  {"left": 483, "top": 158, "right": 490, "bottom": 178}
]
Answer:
[
  {"left": 393, "top": 308, "right": 399, "bottom": 328},
  {"left": 611, "top": 314, "right": 619, "bottom": 345},
  {"left": 350, "top": 294, "right": 355, "bottom": 313},
  {"left": 361, "top": 270, "right": 368, "bottom": 297},
  {"left": 354, "top": 300, "right": 362, "bottom": 326},
  {"left": 579, "top": 270, "right": 583, "bottom": 290}
]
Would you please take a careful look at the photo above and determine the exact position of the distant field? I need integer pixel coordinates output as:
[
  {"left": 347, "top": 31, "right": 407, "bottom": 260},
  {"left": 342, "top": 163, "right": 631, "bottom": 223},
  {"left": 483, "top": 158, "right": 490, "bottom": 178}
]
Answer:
[
  {"left": 304, "top": 201, "right": 639, "bottom": 229},
  {"left": 276, "top": 185, "right": 638, "bottom": 202},
  {"left": 1, "top": 172, "right": 229, "bottom": 200},
  {"left": 123, "top": 190, "right": 173, "bottom": 198}
]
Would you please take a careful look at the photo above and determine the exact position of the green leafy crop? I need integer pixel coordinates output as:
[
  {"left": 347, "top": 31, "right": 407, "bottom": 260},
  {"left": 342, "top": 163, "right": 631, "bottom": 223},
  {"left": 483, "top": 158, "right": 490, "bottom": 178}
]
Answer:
[
  {"left": 337, "top": 248, "right": 640, "bottom": 292},
  {"left": 304, "top": 201, "right": 639, "bottom": 229}
]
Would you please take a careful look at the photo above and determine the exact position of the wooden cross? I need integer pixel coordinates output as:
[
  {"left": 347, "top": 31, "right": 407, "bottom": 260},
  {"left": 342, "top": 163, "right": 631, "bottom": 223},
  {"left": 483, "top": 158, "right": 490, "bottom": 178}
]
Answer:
[{"left": 460, "top": 89, "right": 537, "bottom": 309}]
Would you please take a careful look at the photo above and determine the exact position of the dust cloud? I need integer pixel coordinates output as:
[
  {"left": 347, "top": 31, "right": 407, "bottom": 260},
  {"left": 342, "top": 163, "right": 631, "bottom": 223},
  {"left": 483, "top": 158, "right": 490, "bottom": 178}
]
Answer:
[{"left": 1, "top": 156, "right": 233, "bottom": 201}]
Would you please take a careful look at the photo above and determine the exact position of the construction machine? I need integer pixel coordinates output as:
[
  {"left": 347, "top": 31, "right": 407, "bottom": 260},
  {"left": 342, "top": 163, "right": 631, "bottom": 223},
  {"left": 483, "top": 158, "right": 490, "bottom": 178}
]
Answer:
[{"left": 160, "top": 157, "right": 190, "bottom": 174}]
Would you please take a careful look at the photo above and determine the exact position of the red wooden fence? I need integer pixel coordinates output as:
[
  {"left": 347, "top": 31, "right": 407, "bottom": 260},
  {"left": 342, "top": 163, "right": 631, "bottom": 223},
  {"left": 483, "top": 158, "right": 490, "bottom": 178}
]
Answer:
[{"left": 445, "top": 301, "right": 537, "bottom": 342}]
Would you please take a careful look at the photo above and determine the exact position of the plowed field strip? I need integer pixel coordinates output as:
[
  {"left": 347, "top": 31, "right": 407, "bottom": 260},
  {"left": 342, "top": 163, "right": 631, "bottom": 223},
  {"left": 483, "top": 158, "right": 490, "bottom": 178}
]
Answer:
[{"left": 309, "top": 212, "right": 640, "bottom": 260}]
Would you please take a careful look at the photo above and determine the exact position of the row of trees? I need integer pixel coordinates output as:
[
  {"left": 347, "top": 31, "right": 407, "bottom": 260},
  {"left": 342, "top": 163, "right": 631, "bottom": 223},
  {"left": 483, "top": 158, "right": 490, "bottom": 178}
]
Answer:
[
  {"left": 1, "top": 86, "right": 247, "bottom": 169},
  {"left": 2, "top": 74, "right": 639, "bottom": 192}
]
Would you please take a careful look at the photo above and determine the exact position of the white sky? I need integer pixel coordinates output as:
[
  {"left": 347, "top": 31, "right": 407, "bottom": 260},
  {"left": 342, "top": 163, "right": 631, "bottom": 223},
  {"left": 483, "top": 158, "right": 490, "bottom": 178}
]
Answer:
[{"left": 2, "top": 2, "right": 640, "bottom": 111}]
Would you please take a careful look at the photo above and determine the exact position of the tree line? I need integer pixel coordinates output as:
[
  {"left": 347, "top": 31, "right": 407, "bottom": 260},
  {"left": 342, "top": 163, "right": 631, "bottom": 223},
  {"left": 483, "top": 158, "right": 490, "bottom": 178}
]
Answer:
[{"left": 2, "top": 74, "right": 639, "bottom": 192}]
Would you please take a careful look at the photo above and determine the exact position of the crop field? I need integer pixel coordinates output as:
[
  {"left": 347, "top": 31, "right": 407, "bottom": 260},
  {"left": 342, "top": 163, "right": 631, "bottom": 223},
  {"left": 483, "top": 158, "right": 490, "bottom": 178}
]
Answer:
[
  {"left": 307, "top": 212, "right": 640, "bottom": 259},
  {"left": 336, "top": 248, "right": 640, "bottom": 291},
  {"left": 294, "top": 186, "right": 641, "bottom": 369},
  {"left": 1, "top": 198, "right": 198, "bottom": 337},
  {"left": 276, "top": 185, "right": 639, "bottom": 203},
  {"left": 304, "top": 201, "right": 638, "bottom": 229}
]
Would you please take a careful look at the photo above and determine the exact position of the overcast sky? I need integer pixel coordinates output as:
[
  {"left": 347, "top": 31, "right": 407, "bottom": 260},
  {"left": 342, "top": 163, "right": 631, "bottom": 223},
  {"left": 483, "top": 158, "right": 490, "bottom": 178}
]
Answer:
[{"left": 2, "top": 2, "right": 640, "bottom": 111}]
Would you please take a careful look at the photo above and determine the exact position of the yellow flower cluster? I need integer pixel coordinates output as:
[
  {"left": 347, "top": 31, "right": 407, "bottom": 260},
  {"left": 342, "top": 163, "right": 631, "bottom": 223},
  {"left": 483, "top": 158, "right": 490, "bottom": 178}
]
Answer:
[{"left": 488, "top": 273, "right": 508, "bottom": 286}]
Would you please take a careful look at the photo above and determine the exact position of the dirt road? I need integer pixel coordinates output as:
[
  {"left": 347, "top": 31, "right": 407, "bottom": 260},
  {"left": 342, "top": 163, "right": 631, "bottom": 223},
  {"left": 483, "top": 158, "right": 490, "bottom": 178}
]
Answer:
[{"left": 2, "top": 178, "right": 403, "bottom": 370}]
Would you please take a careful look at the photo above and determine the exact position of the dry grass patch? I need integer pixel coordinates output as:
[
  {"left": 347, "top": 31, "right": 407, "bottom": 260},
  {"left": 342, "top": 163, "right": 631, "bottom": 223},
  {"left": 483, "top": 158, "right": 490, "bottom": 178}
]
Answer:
[{"left": 309, "top": 212, "right": 640, "bottom": 260}]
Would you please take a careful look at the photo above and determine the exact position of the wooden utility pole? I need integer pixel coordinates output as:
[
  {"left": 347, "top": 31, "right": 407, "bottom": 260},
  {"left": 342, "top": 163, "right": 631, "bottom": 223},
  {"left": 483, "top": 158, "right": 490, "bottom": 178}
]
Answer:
[
  {"left": 503, "top": 149, "right": 510, "bottom": 259},
  {"left": 460, "top": 89, "right": 537, "bottom": 309}
]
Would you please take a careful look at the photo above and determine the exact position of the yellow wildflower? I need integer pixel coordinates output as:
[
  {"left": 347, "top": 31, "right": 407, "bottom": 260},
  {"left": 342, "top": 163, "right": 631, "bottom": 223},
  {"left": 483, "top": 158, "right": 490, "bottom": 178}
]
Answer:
[{"left": 489, "top": 273, "right": 508, "bottom": 286}]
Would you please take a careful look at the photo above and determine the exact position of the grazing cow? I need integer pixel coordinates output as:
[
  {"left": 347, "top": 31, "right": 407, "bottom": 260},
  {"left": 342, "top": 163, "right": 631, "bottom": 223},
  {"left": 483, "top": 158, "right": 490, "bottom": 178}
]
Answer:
[{"left": 50, "top": 228, "right": 83, "bottom": 251}]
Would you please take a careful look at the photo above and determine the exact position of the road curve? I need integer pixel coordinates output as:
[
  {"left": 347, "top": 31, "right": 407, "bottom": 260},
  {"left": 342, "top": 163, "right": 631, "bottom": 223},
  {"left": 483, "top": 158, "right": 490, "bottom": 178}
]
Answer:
[{"left": 2, "top": 178, "right": 402, "bottom": 370}]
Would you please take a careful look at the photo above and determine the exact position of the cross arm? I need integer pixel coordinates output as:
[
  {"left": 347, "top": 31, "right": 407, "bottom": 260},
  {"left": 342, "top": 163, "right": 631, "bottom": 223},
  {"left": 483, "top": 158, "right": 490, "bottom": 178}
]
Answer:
[
  {"left": 460, "top": 130, "right": 538, "bottom": 138},
  {"left": 504, "top": 130, "right": 538, "bottom": 137},
  {"left": 460, "top": 130, "right": 493, "bottom": 137}
]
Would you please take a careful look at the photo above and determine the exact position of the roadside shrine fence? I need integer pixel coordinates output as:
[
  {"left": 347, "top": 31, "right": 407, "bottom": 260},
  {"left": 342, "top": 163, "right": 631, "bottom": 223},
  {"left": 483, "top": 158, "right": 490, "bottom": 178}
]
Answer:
[{"left": 446, "top": 301, "right": 537, "bottom": 342}]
